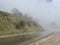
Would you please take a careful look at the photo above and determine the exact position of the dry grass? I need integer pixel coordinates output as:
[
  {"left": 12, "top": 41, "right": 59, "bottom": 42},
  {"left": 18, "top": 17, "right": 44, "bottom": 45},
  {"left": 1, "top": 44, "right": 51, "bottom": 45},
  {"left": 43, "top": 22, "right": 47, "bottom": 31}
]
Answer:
[{"left": 0, "top": 11, "right": 43, "bottom": 35}]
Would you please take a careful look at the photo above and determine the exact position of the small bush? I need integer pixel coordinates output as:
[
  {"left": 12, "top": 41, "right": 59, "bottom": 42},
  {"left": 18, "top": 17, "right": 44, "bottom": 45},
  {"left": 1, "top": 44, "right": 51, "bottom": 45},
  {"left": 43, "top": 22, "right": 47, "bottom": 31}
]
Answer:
[
  {"left": 15, "top": 20, "right": 26, "bottom": 29},
  {"left": 0, "top": 11, "right": 8, "bottom": 17}
]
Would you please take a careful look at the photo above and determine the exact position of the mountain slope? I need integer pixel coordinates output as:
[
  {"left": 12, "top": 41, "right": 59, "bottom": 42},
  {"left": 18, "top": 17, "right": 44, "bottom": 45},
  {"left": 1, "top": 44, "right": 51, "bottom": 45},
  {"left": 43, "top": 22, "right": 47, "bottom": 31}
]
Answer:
[{"left": 0, "top": 11, "right": 43, "bottom": 35}]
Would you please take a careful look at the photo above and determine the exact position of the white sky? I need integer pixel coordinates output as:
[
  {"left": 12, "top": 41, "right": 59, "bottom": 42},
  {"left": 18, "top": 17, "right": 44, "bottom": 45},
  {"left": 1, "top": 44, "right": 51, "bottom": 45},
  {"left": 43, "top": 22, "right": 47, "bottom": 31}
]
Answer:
[{"left": 0, "top": 0, "right": 60, "bottom": 31}]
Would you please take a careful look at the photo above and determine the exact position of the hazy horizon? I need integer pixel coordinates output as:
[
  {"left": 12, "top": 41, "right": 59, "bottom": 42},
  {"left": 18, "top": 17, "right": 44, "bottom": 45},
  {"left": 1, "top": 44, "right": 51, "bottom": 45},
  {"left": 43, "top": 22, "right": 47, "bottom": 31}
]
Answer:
[{"left": 0, "top": 0, "right": 60, "bottom": 32}]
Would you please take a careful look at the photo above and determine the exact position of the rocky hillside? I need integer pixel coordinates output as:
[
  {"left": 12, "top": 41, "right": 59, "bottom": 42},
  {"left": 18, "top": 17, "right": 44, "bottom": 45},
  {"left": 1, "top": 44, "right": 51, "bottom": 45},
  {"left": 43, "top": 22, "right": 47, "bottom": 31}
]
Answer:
[{"left": 0, "top": 11, "right": 43, "bottom": 35}]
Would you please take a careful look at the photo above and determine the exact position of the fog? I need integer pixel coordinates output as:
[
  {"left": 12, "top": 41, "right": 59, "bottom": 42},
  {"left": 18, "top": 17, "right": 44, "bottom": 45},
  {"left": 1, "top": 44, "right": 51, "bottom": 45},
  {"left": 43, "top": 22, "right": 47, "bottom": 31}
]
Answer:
[{"left": 0, "top": 0, "right": 60, "bottom": 32}]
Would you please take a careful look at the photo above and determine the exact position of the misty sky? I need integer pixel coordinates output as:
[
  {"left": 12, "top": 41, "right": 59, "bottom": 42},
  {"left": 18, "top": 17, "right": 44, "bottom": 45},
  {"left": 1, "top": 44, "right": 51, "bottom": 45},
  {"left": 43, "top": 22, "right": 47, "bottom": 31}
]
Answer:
[{"left": 0, "top": 0, "right": 60, "bottom": 31}]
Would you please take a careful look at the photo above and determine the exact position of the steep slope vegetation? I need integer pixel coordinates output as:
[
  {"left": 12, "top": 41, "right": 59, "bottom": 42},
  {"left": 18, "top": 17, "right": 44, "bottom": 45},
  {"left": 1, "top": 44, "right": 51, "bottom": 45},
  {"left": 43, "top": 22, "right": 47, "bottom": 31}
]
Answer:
[{"left": 0, "top": 11, "right": 43, "bottom": 35}]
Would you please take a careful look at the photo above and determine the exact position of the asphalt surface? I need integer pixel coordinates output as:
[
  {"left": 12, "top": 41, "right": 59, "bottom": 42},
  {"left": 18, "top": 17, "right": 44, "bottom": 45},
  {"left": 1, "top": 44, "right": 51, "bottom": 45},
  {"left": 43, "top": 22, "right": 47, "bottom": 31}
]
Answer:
[{"left": 0, "top": 31, "right": 53, "bottom": 45}]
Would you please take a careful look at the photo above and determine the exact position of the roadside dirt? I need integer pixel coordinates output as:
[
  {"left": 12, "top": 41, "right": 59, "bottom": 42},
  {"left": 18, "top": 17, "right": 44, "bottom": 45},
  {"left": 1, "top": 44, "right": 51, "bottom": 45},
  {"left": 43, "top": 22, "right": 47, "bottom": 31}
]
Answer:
[
  {"left": 39, "top": 32, "right": 60, "bottom": 45},
  {"left": 29, "top": 32, "right": 60, "bottom": 45}
]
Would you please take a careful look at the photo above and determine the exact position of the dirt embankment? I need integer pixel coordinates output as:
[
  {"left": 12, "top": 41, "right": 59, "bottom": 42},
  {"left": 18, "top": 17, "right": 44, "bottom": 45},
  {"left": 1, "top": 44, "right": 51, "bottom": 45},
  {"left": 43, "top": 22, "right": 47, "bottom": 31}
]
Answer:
[{"left": 30, "top": 32, "right": 60, "bottom": 45}]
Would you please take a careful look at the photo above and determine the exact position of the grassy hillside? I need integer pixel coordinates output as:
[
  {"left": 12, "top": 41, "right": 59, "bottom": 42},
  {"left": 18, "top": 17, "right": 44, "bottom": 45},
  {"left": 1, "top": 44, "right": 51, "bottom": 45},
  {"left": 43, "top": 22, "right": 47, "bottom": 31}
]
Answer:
[{"left": 0, "top": 11, "right": 43, "bottom": 35}]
